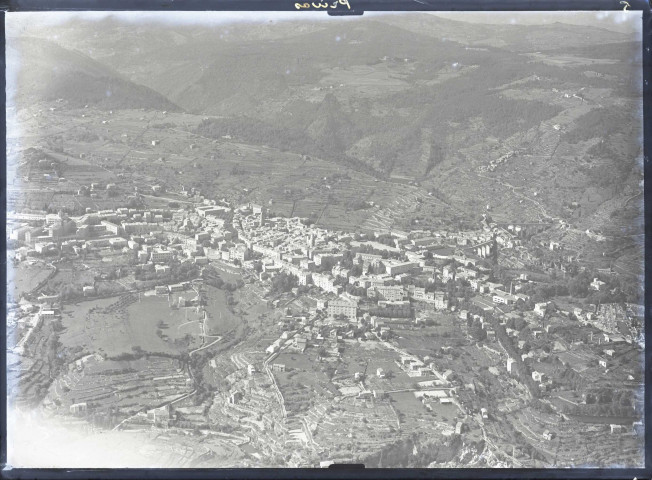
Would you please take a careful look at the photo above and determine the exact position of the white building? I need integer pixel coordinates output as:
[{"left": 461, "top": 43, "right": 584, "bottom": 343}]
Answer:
[
  {"left": 229, "top": 244, "right": 250, "bottom": 263},
  {"left": 328, "top": 298, "right": 358, "bottom": 321},
  {"left": 370, "top": 285, "right": 406, "bottom": 302}
]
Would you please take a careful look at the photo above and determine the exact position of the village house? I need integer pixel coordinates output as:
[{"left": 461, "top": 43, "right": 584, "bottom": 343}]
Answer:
[{"left": 591, "top": 277, "right": 606, "bottom": 291}]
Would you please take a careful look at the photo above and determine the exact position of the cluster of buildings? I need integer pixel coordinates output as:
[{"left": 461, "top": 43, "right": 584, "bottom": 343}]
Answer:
[
  {"left": 228, "top": 206, "right": 512, "bottom": 323},
  {"left": 9, "top": 208, "right": 173, "bottom": 262},
  {"left": 8, "top": 196, "right": 643, "bottom": 360}
]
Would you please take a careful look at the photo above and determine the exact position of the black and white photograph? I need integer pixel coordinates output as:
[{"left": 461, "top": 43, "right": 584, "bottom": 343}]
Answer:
[{"left": 5, "top": 10, "right": 646, "bottom": 469}]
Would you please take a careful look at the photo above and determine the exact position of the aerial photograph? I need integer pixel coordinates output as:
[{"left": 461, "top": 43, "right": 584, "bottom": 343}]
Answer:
[{"left": 5, "top": 10, "right": 645, "bottom": 469}]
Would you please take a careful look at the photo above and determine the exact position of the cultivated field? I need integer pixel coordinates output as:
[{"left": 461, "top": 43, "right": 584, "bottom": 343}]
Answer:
[
  {"left": 203, "top": 285, "right": 240, "bottom": 336},
  {"left": 8, "top": 261, "right": 55, "bottom": 301}
]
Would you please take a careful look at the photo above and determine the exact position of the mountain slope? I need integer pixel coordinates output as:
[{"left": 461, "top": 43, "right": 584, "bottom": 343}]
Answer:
[
  {"left": 380, "top": 13, "right": 632, "bottom": 51},
  {"left": 7, "top": 37, "right": 180, "bottom": 111},
  {"left": 8, "top": 14, "right": 643, "bottom": 236}
]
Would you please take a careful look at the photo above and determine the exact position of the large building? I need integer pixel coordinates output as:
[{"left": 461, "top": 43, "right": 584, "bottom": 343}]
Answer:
[
  {"left": 313, "top": 252, "right": 344, "bottom": 266},
  {"left": 442, "top": 265, "right": 455, "bottom": 281},
  {"left": 279, "top": 261, "right": 313, "bottom": 286},
  {"left": 151, "top": 248, "right": 174, "bottom": 263},
  {"left": 109, "top": 237, "right": 128, "bottom": 248},
  {"left": 9, "top": 225, "right": 31, "bottom": 241},
  {"left": 328, "top": 298, "right": 358, "bottom": 321},
  {"left": 123, "top": 222, "right": 161, "bottom": 235},
  {"left": 411, "top": 287, "right": 435, "bottom": 302},
  {"left": 229, "top": 244, "right": 250, "bottom": 263},
  {"left": 385, "top": 261, "right": 419, "bottom": 276},
  {"left": 253, "top": 244, "right": 283, "bottom": 261},
  {"left": 101, "top": 220, "right": 122, "bottom": 235},
  {"left": 197, "top": 205, "right": 230, "bottom": 218},
  {"left": 313, "top": 272, "right": 341, "bottom": 294},
  {"left": 492, "top": 290, "right": 518, "bottom": 305},
  {"left": 45, "top": 212, "right": 66, "bottom": 225},
  {"left": 7, "top": 212, "right": 47, "bottom": 222},
  {"left": 356, "top": 253, "right": 383, "bottom": 267},
  {"left": 370, "top": 285, "right": 406, "bottom": 302}
]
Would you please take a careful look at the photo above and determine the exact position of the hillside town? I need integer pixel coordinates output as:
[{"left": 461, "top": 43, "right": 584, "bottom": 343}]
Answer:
[
  {"left": 7, "top": 192, "right": 645, "bottom": 467},
  {"left": 6, "top": 9, "right": 645, "bottom": 471}
]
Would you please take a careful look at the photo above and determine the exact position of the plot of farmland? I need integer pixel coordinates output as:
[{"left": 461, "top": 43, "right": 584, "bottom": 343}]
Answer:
[
  {"left": 8, "top": 262, "right": 55, "bottom": 301},
  {"left": 394, "top": 315, "right": 466, "bottom": 356},
  {"left": 59, "top": 293, "right": 209, "bottom": 356},
  {"left": 319, "top": 64, "right": 411, "bottom": 96},
  {"left": 203, "top": 285, "right": 240, "bottom": 335},
  {"left": 524, "top": 52, "right": 620, "bottom": 67}
]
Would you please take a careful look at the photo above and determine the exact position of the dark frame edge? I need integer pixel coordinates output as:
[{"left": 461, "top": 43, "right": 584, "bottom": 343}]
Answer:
[{"left": 1, "top": 3, "right": 651, "bottom": 480}]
